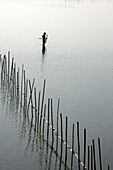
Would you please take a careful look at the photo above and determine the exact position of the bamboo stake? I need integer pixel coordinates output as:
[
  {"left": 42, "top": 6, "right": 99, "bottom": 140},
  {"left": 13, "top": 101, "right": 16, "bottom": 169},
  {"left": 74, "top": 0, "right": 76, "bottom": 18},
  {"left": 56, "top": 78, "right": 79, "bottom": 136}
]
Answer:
[
  {"left": 65, "top": 116, "right": 68, "bottom": 167},
  {"left": 27, "top": 78, "right": 35, "bottom": 112},
  {"left": 8, "top": 51, "right": 10, "bottom": 82},
  {"left": 92, "top": 139, "right": 96, "bottom": 170},
  {"left": 56, "top": 98, "right": 60, "bottom": 152},
  {"left": 98, "top": 137, "right": 102, "bottom": 170},
  {"left": 47, "top": 98, "right": 50, "bottom": 141},
  {"left": 14, "top": 63, "right": 16, "bottom": 94},
  {"left": 25, "top": 79, "right": 28, "bottom": 110},
  {"left": 83, "top": 129, "right": 86, "bottom": 170},
  {"left": 3, "top": 55, "right": 6, "bottom": 80},
  {"left": 21, "top": 64, "right": 24, "bottom": 104},
  {"left": 71, "top": 124, "right": 74, "bottom": 169},
  {"left": 77, "top": 121, "right": 80, "bottom": 169},
  {"left": 37, "top": 91, "right": 41, "bottom": 126},
  {"left": 51, "top": 98, "right": 54, "bottom": 145},
  {"left": 1, "top": 59, "right": 4, "bottom": 80},
  {"left": 42, "top": 104, "right": 46, "bottom": 134},
  {"left": 60, "top": 113, "right": 63, "bottom": 156},
  {"left": 29, "top": 80, "right": 34, "bottom": 116},
  {"left": 10, "top": 57, "right": 14, "bottom": 84},
  {"left": 2, "top": 56, "right": 5, "bottom": 80},
  {"left": 17, "top": 67, "right": 19, "bottom": 96},
  {"left": 88, "top": 146, "right": 90, "bottom": 170},
  {"left": 13, "top": 67, "right": 15, "bottom": 94},
  {"left": 40, "top": 79, "right": 46, "bottom": 127},
  {"left": 91, "top": 145, "right": 93, "bottom": 170},
  {"left": 34, "top": 87, "right": 37, "bottom": 123},
  {"left": 4, "top": 55, "right": 7, "bottom": 81},
  {"left": 24, "top": 70, "right": 26, "bottom": 108}
]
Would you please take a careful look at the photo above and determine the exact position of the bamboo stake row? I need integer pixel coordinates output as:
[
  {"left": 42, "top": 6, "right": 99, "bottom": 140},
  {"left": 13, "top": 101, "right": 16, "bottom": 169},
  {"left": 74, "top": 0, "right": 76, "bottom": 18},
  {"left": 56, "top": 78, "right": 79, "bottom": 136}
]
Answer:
[{"left": 0, "top": 52, "right": 111, "bottom": 170}]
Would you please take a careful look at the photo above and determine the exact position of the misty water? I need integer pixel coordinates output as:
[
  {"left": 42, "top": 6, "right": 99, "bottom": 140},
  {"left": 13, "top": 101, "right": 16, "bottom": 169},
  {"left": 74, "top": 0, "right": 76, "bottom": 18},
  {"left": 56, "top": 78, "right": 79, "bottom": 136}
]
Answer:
[{"left": 0, "top": 0, "right": 113, "bottom": 169}]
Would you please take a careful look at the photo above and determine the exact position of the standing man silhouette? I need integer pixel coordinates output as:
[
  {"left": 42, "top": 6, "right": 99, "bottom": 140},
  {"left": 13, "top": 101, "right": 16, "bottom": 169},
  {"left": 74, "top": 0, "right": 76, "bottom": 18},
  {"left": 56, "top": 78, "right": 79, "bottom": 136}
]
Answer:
[{"left": 42, "top": 32, "right": 48, "bottom": 46}]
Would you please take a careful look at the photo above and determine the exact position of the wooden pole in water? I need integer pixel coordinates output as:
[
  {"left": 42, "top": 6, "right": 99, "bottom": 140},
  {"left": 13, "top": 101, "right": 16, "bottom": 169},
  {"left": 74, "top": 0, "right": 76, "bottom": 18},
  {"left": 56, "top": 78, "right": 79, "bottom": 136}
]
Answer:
[
  {"left": 4, "top": 55, "right": 7, "bottom": 81},
  {"left": 29, "top": 80, "right": 32, "bottom": 106},
  {"left": 60, "top": 113, "right": 63, "bottom": 156},
  {"left": 14, "top": 63, "right": 16, "bottom": 94},
  {"left": 24, "top": 70, "right": 26, "bottom": 108},
  {"left": 2, "top": 56, "right": 5, "bottom": 80},
  {"left": 17, "top": 70, "right": 18, "bottom": 95},
  {"left": 25, "top": 79, "right": 28, "bottom": 110},
  {"left": 65, "top": 116, "right": 68, "bottom": 167},
  {"left": 91, "top": 145, "right": 93, "bottom": 170},
  {"left": 98, "top": 137, "right": 102, "bottom": 170},
  {"left": 51, "top": 98, "right": 54, "bottom": 145},
  {"left": 40, "top": 79, "right": 46, "bottom": 128},
  {"left": 71, "top": 123, "right": 74, "bottom": 169},
  {"left": 8, "top": 51, "right": 10, "bottom": 82},
  {"left": 37, "top": 91, "right": 41, "bottom": 126},
  {"left": 77, "top": 121, "right": 80, "bottom": 169},
  {"left": 27, "top": 79, "right": 35, "bottom": 110},
  {"left": 1, "top": 57, "right": 5, "bottom": 80},
  {"left": 56, "top": 98, "right": 60, "bottom": 152},
  {"left": 29, "top": 80, "right": 34, "bottom": 115},
  {"left": 108, "top": 165, "right": 110, "bottom": 170},
  {"left": 27, "top": 78, "right": 35, "bottom": 112},
  {"left": 42, "top": 104, "right": 46, "bottom": 134},
  {"left": 3, "top": 56, "right": 5, "bottom": 80},
  {"left": 3, "top": 55, "right": 5, "bottom": 80},
  {"left": 2, "top": 55, "right": 5, "bottom": 80},
  {"left": 34, "top": 87, "right": 37, "bottom": 123},
  {"left": 88, "top": 146, "right": 90, "bottom": 170},
  {"left": 10, "top": 57, "right": 14, "bottom": 84},
  {"left": 17, "top": 67, "right": 19, "bottom": 96},
  {"left": 83, "top": 129, "right": 86, "bottom": 170},
  {"left": 47, "top": 98, "right": 50, "bottom": 141},
  {"left": 21, "top": 64, "right": 24, "bottom": 104},
  {"left": 92, "top": 139, "right": 96, "bottom": 170},
  {"left": 1, "top": 58, "right": 4, "bottom": 80},
  {"left": 13, "top": 67, "right": 15, "bottom": 94},
  {"left": 4, "top": 55, "right": 6, "bottom": 80}
]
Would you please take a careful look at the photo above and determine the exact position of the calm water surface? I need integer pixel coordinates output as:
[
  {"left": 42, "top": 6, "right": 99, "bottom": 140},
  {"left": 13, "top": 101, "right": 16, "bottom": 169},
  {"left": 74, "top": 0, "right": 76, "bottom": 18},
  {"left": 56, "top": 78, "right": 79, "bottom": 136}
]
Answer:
[{"left": 0, "top": 0, "right": 113, "bottom": 169}]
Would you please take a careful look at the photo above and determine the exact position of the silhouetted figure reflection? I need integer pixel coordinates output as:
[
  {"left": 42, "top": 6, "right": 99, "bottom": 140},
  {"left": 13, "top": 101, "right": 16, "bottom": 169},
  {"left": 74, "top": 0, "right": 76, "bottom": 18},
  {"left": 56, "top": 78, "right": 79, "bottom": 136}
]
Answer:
[{"left": 42, "top": 45, "right": 46, "bottom": 55}]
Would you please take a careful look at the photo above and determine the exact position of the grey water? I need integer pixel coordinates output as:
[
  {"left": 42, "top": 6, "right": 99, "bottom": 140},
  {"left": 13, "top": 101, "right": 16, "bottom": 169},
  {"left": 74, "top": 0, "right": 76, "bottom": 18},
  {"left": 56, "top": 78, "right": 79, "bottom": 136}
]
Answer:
[{"left": 0, "top": 0, "right": 113, "bottom": 169}]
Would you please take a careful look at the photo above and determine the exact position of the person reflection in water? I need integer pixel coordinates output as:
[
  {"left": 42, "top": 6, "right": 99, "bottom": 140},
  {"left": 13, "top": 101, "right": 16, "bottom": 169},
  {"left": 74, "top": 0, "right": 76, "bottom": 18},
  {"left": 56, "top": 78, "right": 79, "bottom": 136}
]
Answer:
[
  {"left": 42, "top": 32, "right": 48, "bottom": 55},
  {"left": 42, "top": 45, "right": 46, "bottom": 55}
]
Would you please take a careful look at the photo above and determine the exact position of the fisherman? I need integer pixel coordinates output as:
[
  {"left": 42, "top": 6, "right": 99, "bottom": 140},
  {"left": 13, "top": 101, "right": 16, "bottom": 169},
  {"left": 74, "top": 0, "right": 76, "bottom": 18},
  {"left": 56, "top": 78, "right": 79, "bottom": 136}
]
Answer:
[{"left": 42, "top": 32, "right": 48, "bottom": 46}]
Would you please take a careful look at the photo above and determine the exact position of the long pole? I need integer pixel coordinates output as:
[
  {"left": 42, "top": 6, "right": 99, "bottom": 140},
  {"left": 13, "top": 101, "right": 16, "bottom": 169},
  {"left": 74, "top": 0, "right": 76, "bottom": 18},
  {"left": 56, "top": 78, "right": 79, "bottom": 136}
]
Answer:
[
  {"left": 88, "top": 146, "right": 90, "bottom": 170},
  {"left": 56, "top": 98, "right": 60, "bottom": 152},
  {"left": 71, "top": 124, "right": 74, "bottom": 169},
  {"left": 47, "top": 98, "right": 50, "bottom": 141},
  {"left": 83, "top": 129, "right": 86, "bottom": 170},
  {"left": 98, "top": 137, "right": 102, "bottom": 170},
  {"left": 37, "top": 91, "right": 41, "bottom": 126},
  {"left": 77, "top": 121, "right": 80, "bottom": 169},
  {"left": 42, "top": 104, "right": 46, "bottom": 135},
  {"left": 40, "top": 79, "right": 46, "bottom": 128},
  {"left": 92, "top": 139, "right": 96, "bottom": 170},
  {"left": 65, "top": 116, "right": 68, "bottom": 167},
  {"left": 60, "top": 113, "right": 63, "bottom": 156},
  {"left": 21, "top": 64, "right": 24, "bottom": 104},
  {"left": 51, "top": 98, "right": 54, "bottom": 145},
  {"left": 8, "top": 51, "right": 10, "bottom": 82}
]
